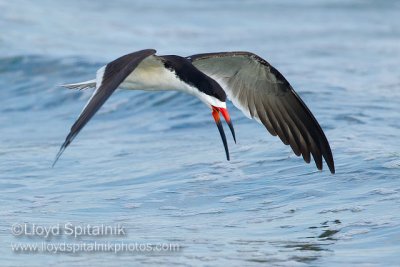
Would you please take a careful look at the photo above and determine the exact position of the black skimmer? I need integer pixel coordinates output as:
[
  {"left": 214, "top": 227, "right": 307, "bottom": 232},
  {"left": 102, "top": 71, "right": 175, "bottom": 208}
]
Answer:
[{"left": 53, "top": 49, "right": 335, "bottom": 173}]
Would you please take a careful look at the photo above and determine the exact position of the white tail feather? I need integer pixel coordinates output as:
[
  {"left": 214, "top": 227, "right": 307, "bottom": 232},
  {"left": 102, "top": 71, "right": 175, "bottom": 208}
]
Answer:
[{"left": 60, "top": 79, "right": 96, "bottom": 90}]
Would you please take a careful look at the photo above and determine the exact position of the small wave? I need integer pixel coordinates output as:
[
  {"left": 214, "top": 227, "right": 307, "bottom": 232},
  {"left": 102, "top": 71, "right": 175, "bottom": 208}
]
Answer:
[
  {"left": 220, "top": 196, "right": 242, "bottom": 203},
  {"left": 318, "top": 206, "right": 364, "bottom": 214}
]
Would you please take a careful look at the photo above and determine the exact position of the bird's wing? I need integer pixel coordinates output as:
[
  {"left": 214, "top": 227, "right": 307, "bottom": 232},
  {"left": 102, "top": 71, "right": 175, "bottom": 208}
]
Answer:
[
  {"left": 188, "top": 52, "right": 335, "bottom": 173},
  {"left": 53, "top": 49, "right": 156, "bottom": 166}
]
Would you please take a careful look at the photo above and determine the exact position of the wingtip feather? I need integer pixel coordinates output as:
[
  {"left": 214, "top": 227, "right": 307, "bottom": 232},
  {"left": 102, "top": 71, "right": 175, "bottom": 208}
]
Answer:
[{"left": 52, "top": 144, "right": 66, "bottom": 168}]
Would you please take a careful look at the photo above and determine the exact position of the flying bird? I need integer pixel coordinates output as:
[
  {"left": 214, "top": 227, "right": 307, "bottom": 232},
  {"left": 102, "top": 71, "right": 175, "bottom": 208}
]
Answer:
[{"left": 53, "top": 49, "right": 335, "bottom": 173}]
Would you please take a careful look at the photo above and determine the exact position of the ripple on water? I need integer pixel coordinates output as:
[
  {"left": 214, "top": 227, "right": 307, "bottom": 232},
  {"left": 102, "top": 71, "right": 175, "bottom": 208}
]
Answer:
[
  {"left": 219, "top": 196, "right": 242, "bottom": 203},
  {"left": 1, "top": 1, "right": 400, "bottom": 266}
]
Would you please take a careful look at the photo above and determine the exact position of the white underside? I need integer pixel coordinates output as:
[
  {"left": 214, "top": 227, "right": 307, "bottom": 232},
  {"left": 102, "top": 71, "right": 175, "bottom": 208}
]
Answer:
[{"left": 95, "top": 55, "right": 226, "bottom": 109}]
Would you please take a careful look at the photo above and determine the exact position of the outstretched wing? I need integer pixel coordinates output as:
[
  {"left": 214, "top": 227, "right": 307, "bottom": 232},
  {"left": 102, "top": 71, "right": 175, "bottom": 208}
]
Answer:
[
  {"left": 188, "top": 52, "right": 335, "bottom": 173},
  {"left": 53, "top": 49, "right": 156, "bottom": 166}
]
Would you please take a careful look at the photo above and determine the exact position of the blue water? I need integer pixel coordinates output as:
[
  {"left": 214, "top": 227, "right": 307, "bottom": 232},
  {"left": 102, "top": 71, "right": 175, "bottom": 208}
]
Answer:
[{"left": 1, "top": 0, "right": 400, "bottom": 266}]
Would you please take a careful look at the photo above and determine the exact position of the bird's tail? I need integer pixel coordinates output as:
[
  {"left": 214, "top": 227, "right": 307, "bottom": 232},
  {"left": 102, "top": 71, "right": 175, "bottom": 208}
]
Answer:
[{"left": 60, "top": 79, "right": 96, "bottom": 90}]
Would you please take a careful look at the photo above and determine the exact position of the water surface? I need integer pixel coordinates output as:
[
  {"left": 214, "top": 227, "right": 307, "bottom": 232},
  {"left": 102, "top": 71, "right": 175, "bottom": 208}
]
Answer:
[{"left": 1, "top": 0, "right": 399, "bottom": 266}]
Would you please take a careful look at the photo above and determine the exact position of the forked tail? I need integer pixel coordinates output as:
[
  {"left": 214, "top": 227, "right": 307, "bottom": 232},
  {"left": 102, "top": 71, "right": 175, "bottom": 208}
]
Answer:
[{"left": 60, "top": 79, "right": 96, "bottom": 90}]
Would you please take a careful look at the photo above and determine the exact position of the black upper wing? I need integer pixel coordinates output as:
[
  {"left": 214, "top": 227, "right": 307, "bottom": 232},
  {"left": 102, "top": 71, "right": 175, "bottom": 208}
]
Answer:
[{"left": 53, "top": 49, "right": 156, "bottom": 166}]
